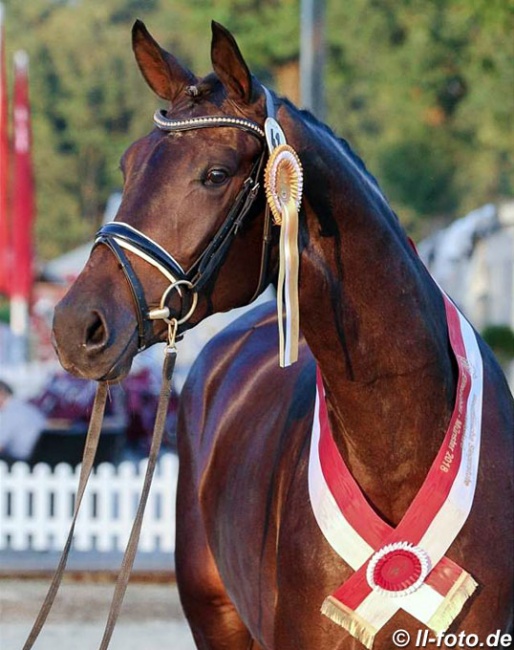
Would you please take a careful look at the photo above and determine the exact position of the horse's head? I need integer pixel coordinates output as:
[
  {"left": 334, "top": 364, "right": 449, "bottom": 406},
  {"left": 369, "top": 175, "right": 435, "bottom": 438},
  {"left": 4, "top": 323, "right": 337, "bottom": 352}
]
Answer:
[{"left": 53, "top": 21, "right": 278, "bottom": 380}]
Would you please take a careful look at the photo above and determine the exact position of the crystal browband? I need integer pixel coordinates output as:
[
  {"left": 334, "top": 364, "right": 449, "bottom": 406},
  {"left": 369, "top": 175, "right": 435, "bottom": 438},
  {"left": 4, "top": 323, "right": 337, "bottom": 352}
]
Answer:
[{"left": 153, "top": 109, "right": 265, "bottom": 139}]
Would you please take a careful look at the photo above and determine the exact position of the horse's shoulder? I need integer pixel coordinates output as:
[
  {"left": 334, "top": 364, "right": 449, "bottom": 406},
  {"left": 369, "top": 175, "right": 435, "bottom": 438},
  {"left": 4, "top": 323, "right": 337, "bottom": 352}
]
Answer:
[
  {"left": 178, "top": 301, "right": 316, "bottom": 499},
  {"left": 180, "top": 300, "right": 315, "bottom": 423},
  {"left": 184, "top": 301, "right": 303, "bottom": 386},
  {"left": 195, "top": 300, "right": 279, "bottom": 368}
]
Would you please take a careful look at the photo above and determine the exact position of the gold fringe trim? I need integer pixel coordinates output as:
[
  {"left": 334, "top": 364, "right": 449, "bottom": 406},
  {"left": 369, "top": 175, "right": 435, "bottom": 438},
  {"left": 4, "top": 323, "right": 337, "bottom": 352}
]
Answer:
[
  {"left": 321, "top": 596, "right": 377, "bottom": 650},
  {"left": 427, "top": 572, "right": 478, "bottom": 634}
]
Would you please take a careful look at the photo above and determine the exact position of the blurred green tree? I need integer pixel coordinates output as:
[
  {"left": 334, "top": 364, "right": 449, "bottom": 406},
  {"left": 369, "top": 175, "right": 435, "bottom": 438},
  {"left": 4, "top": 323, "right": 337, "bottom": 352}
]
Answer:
[{"left": 1, "top": 0, "right": 512, "bottom": 260}]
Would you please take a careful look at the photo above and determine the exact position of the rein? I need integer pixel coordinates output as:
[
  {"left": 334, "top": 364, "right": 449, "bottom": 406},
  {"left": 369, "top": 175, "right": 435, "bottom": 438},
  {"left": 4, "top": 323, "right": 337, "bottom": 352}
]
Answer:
[{"left": 22, "top": 324, "right": 179, "bottom": 650}]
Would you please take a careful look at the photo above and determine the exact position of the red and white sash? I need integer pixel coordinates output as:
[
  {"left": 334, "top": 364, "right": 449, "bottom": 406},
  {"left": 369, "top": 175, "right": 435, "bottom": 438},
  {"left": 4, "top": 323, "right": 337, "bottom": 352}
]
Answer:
[{"left": 308, "top": 294, "right": 483, "bottom": 648}]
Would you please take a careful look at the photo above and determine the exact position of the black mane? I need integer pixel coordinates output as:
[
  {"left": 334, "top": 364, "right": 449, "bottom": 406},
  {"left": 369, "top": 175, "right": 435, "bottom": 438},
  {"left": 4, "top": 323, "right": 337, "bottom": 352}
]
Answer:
[{"left": 279, "top": 95, "right": 388, "bottom": 204}]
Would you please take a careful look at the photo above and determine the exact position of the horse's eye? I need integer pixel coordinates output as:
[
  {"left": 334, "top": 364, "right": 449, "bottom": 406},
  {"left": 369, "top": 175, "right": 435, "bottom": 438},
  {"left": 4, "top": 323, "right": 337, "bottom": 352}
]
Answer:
[{"left": 205, "top": 168, "right": 229, "bottom": 186}]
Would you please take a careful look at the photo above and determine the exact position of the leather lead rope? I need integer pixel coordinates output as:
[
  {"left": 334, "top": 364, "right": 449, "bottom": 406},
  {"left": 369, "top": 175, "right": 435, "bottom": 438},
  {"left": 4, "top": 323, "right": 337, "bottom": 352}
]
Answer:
[
  {"left": 22, "top": 382, "right": 109, "bottom": 650},
  {"left": 22, "top": 325, "right": 178, "bottom": 650},
  {"left": 98, "top": 340, "right": 176, "bottom": 649}
]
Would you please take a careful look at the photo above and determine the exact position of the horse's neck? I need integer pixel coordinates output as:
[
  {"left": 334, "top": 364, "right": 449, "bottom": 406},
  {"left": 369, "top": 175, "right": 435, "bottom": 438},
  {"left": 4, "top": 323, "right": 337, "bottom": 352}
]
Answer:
[{"left": 285, "top": 107, "right": 457, "bottom": 523}]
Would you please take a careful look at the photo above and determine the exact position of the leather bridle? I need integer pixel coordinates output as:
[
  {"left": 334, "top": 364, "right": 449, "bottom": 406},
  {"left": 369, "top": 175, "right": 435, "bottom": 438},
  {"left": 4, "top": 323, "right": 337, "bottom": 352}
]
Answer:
[{"left": 94, "top": 96, "right": 276, "bottom": 350}]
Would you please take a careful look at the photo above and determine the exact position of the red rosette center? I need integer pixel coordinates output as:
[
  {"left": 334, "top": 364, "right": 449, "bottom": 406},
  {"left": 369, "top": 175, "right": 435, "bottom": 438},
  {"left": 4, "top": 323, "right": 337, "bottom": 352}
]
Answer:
[{"left": 372, "top": 548, "right": 423, "bottom": 592}]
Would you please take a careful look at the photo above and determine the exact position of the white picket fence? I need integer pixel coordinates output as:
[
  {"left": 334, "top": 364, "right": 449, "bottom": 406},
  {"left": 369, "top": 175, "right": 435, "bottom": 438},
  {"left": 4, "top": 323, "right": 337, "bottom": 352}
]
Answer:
[{"left": 0, "top": 454, "right": 178, "bottom": 553}]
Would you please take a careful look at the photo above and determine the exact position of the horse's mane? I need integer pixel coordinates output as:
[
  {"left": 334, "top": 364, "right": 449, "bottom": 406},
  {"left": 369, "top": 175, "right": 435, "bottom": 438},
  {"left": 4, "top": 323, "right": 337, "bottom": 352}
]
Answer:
[{"left": 279, "top": 96, "right": 391, "bottom": 210}]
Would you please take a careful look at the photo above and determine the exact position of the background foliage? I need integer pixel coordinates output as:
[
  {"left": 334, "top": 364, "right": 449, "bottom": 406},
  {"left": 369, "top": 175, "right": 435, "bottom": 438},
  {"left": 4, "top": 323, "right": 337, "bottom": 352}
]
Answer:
[{"left": 3, "top": 0, "right": 513, "bottom": 260}]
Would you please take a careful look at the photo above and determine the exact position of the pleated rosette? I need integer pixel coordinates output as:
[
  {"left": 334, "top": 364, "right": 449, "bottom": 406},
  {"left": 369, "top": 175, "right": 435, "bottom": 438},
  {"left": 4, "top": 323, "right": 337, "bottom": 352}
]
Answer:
[{"left": 264, "top": 144, "right": 303, "bottom": 367}]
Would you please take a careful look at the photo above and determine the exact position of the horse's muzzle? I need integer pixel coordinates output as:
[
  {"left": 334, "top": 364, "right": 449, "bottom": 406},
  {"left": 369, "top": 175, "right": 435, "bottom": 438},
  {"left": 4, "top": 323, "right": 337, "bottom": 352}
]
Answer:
[{"left": 52, "top": 280, "right": 139, "bottom": 381}]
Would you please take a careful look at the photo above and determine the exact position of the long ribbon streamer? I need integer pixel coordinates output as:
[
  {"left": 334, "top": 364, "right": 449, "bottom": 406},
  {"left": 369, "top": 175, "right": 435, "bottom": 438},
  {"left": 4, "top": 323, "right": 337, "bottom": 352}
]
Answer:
[
  {"left": 264, "top": 141, "right": 303, "bottom": 367},
  {"left": 277, "top": 196, "right": 300, "bottom": 366}
]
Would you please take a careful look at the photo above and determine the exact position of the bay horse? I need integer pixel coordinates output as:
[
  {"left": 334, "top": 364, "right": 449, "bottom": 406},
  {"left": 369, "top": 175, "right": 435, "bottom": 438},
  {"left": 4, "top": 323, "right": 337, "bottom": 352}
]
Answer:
[{"left": 52, "top": 20, "right": 513, "bottom": 650}]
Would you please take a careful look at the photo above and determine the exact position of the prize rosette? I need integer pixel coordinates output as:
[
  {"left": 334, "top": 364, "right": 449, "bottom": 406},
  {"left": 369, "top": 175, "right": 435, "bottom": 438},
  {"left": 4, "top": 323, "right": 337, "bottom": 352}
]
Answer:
[
  {"left": 264, "top": 144, "right": 303, "bottom": 225},
  {"left": 264, "top": 143, "right": 303, "bottom": 367},
  {"left": 366, "top": 542, "right": 431, "bottom": 597}
]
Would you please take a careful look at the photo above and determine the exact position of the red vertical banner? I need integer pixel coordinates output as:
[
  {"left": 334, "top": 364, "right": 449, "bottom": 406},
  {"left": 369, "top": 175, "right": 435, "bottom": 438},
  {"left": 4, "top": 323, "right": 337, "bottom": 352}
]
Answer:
[
  {"left": 11, "top": 50, "right": 34, "bottom": 306},
  {"left": 0, "top": 3, "right": 10, "bottom": 297}
]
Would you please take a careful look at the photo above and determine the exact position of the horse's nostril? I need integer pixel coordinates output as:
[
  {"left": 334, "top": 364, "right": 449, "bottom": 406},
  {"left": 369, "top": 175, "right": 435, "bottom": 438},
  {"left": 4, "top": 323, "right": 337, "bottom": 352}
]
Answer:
[{"left": 84, "top": 311, "right": 108, "bottom": 351}]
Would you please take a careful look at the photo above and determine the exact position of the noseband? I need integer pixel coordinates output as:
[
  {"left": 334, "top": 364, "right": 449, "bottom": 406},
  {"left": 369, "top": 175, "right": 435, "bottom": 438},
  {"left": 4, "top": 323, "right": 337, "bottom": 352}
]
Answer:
[{"left": 95, "top": 97, "right": 276, "bottom": 351}]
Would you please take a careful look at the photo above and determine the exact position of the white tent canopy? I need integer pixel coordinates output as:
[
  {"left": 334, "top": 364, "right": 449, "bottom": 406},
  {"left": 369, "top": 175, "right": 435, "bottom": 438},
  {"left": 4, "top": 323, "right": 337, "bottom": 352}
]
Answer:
[{"left": 43, "top": 193, "right": 122, "bottom": 283}]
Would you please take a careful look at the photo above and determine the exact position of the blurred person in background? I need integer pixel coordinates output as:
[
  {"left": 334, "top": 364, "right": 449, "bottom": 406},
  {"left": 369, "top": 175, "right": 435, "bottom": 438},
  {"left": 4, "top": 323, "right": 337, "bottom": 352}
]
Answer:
[{"left": 0, "top": 379, "right": 46, "bottom": 462}]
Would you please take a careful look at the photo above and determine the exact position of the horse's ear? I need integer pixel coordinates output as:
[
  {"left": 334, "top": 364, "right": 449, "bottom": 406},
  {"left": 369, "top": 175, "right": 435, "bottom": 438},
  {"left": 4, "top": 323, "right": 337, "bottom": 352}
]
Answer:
[
  {"left": 132, "top": 20, "right": 195, "bottom": 101},
  {"left": 211, "top": 21, "right": 252, "bottom": 104}
]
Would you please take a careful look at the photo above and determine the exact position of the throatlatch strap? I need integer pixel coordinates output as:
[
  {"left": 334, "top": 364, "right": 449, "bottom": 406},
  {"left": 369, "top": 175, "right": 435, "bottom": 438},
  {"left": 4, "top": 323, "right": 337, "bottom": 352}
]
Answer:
[{"left": 22, "top": 382, "right": 109, "bottom": 650}]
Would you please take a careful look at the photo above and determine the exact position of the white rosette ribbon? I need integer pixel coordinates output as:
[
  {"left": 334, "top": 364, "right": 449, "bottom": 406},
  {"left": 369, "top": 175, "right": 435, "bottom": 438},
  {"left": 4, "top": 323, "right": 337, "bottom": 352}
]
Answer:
[{"left": 264, "top": 144, "right": 303, "bottom": 367}]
